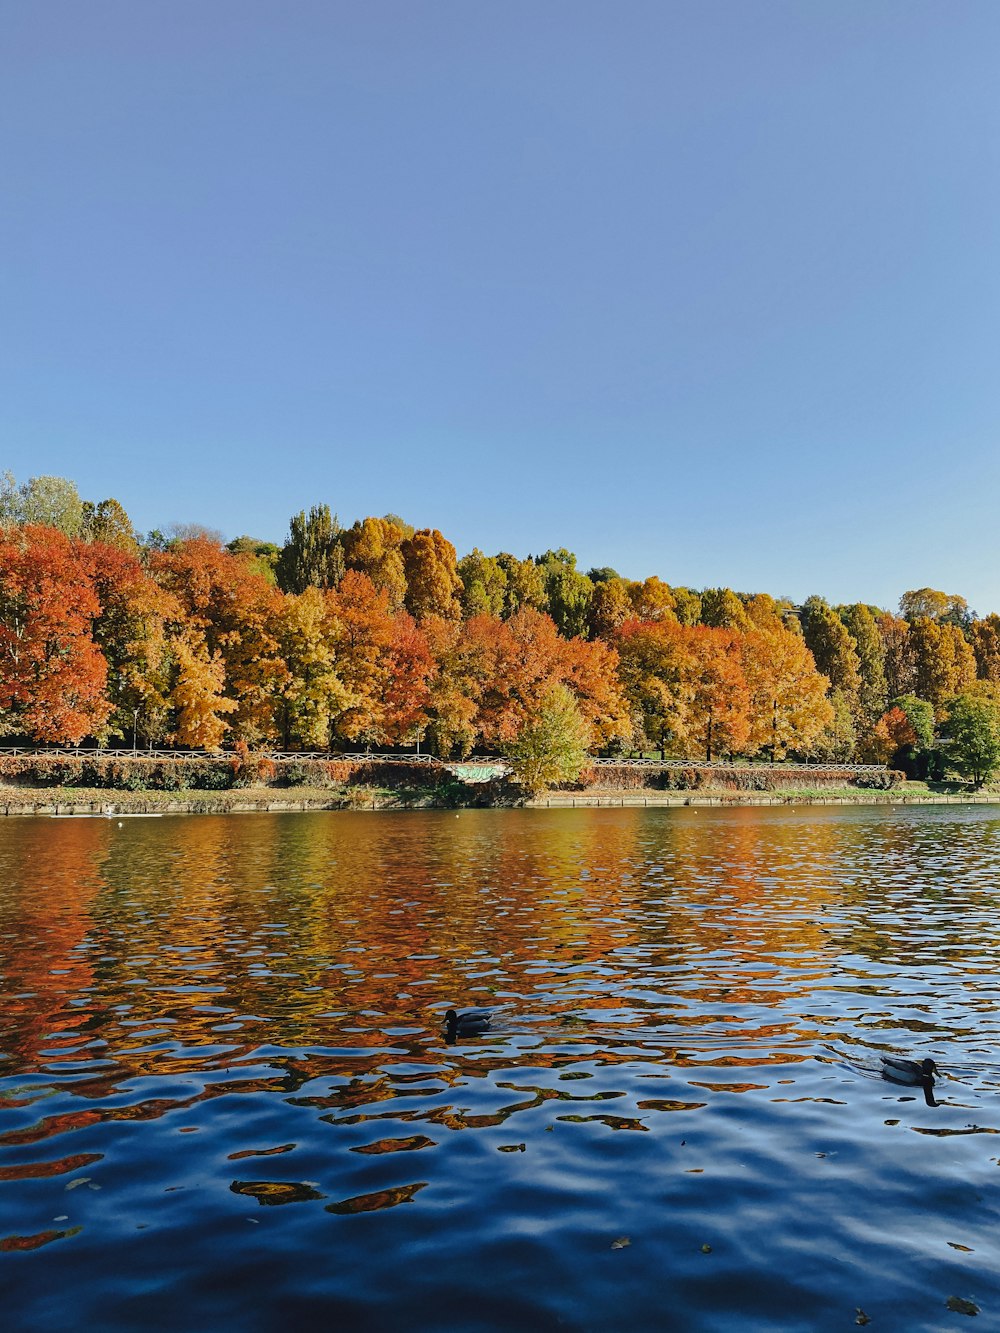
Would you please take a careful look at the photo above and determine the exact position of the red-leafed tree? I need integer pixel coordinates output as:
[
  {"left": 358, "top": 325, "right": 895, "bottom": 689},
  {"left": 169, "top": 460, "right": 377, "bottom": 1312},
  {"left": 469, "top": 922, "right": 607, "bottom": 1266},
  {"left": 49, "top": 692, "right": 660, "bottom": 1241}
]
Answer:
[{"left": 0, "top": 525, "right": 111, "bottom": 742}]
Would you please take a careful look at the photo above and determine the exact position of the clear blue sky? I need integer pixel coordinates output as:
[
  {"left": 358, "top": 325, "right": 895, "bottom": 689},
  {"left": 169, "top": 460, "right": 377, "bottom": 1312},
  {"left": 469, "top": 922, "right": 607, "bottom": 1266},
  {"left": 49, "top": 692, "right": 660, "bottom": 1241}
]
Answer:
[{"left": 3, "top": 2, "right": 999, "bottom": 612}]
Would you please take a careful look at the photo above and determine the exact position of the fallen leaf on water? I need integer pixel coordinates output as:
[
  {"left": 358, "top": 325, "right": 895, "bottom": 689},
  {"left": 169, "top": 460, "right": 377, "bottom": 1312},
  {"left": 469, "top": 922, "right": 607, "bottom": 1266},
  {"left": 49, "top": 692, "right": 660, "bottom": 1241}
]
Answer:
[
  {"left": 946, "top": 1296, "right": 980, "bottom": 1316},
  {"left": 610, "top": 1237, "right": 630, "bottom": 1250},
  {"left": 855, "top": 1310, "right": 871, "bottom": 1327},
  {"left": 497, "top": 1144, "right": 526, "bottom": 1153},
  {"left": 948, "top": 1243, "right": 974, "bottom": 1253},
  {"left": 701, "top": 1244, "right": 712, "bottom": 1254}
]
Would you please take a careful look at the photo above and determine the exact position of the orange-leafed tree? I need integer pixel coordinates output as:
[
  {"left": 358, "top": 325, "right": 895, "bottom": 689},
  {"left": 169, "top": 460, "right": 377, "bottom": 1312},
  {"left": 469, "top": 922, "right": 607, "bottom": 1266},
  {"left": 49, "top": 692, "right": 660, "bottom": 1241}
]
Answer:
[
  {"left": 0, "top": 525, "right": 111, "bottom": 743},
  {"left": 867, "top": 705, "right": 918, "bottom": 765},
  {"left": 151, "top": 538, "right": 288, "bottom": 744},
  {"left": 614, "top": 618, "right": 697, "bottom": 757},
  {"left": 401, "top": 529, "right": 462, "bottom": 621},
  {"left": 341, "top": 516, "right": 408, "bottom": 611},
  {"left": 421, "top": 615, "right": 485, "bottom": 757},
  {"left": 79, "top": 540, "right": 180, "bottom": 745},
  {"left": 909, "top": 617, "right": 977, "bottom": 716},
  {"left": 170, "top": 631, "right": 235, "bottom": 749},
  {"left": 588, "top": 578, "right": 633, "bottom": 640},
  {"left": 627, "top": 576, "right": 677, "bottom": 624},
  {"left": 685, "top": 627, "right": 750, "bottom": 760},
  {"left": 330, "top": 570, "right": 433, "bottom": 747},
  {"left": 741, "top": 625, "right": 834, "bottom": 758},
  {"left": 969, "top": 614, "right": 1000, "bottom": 683},
  {"left": 559, "top": 633, "right": 633, "bottom": 750}
]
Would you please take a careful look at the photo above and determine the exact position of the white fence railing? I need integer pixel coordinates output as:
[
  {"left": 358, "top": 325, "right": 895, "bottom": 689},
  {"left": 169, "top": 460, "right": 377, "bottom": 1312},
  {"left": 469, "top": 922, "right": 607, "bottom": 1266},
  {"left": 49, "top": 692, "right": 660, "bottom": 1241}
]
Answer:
[{"left": 0, "top": 747, "right": 889, "bottom": 774}]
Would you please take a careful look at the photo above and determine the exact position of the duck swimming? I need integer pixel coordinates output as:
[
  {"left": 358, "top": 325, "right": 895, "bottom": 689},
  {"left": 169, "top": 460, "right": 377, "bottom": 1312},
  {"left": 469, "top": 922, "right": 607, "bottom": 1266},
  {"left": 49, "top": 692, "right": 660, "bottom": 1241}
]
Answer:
[
  {"left": 444, "top": 1008, "right": 492, "bottom": 1038},
  {"left": 881, "top": 1056, "right": 937, "bottom": 1086}
]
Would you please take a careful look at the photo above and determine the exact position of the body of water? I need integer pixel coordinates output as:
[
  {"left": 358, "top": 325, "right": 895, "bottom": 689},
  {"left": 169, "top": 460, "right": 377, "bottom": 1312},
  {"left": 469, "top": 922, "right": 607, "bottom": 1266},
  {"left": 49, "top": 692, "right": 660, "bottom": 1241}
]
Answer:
[{"left": 1, "top": 805, "right": 999, "bottom": 1330}]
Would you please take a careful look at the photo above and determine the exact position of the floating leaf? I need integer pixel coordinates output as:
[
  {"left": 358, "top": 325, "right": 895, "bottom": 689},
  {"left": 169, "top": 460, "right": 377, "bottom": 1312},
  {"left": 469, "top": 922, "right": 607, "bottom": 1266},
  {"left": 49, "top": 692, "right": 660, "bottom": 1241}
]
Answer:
[
  {"left": 0, "top": 1225, "right": 81, "bottom": 1252},
  {"left": 611, "top": 1236, "right": 630, "bottom": 1250},
  {"left": 701, "top": 1243, "right": 712, "bottom": 1254},
  {"left": 855, "top": 1310, "right": 871, "bottom": 1326},
  {"left": 498, "top": 1143, "right": 526, "bottom": 1153},
  {"left": 946, "top": 1296, "right": 980, "bottom": 1316}
]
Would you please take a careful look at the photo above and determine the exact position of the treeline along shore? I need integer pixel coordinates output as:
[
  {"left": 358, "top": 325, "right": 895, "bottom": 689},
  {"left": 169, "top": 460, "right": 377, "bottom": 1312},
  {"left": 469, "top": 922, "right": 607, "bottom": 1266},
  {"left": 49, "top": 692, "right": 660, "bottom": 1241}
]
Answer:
[{"left": 3, "top": 471, "right": 1000, "bottom": 792}]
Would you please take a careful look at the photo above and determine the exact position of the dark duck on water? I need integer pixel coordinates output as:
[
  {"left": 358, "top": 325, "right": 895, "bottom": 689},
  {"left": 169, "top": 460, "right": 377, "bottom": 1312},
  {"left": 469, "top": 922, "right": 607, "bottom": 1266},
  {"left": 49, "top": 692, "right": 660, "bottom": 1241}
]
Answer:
[
  {"left": 880, "top": 1055, "right": 938, "bottom": 1086},
  {"left": 444, "top": 1008, "right": 492, "bottom": 1040}
]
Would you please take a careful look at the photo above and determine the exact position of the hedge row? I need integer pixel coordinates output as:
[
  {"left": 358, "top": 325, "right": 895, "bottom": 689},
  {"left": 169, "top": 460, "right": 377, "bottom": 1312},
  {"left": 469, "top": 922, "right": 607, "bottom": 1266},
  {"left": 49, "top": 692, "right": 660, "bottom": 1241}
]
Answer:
[
  {"left": 575, "top": 764, "right": 903, "bottom": 792},
  {"left": 0, "top": 753, "right": 444, "bottom": 792}
]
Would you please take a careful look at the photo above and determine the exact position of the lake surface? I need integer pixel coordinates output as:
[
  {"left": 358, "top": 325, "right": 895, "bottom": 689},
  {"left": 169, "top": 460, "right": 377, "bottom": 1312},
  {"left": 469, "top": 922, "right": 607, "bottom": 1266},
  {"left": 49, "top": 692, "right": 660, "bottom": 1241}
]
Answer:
[{"left": 2, "top": 804, "right": 1000, "bottom": 1330}]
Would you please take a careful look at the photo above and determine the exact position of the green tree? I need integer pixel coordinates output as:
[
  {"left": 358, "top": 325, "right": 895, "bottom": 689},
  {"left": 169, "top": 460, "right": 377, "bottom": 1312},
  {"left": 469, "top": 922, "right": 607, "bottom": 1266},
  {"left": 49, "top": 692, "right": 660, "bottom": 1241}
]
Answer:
[
  {"left": 0, "top": 473, "right": 85, "bottom": 535},
  {"left": 505, "top": 682, "right": 590, "bottom": 793},
  {"left": 81, "top": 497, "right": 139, "bottom": 553},
  {"left": 276, "top": 505, "right": 344, "bottom": 593},
  {"left": 888, "top": 693, "right": 936, "bottom": 778},
  {"left": 495, "top": 553, "right": 547, "bottom": 617},
  {"left": 457, "top": 548, "right": 508, "bottom": 618},
  {"left": 671, "top": 587, "right": 702, "bottom": 627},
  {"left": 535, "top": 549, "right": 593, "bottom": 638},
  {"left": 699, "top": 587, "right": 750, "bottom": 630},
  {"left": 943, "top": 690, "right": 1000, "bottom": 786}
]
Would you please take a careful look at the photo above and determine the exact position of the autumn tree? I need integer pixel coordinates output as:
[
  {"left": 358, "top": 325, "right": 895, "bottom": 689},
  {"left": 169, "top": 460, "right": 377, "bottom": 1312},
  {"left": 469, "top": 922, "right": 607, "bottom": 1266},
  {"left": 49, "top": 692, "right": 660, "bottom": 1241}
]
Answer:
[
  {"left": 588, "top": 578, "right": 632, "bottom": 640},
  {"left": 401, "top": 529, "right": 462, "bottom": 621},
  {"left": 741, "top": 625, "right": 834, "bottom": 759},
  {"left": 801, "top": 596, "right": 861, "bottom": 715},
  {"left": 878, "top": 613, "right": 916, "bottom": 699},
  {"left": 342, "top": 516, "right": 408, "bottom": 610},
  {"left": 330, "top": 571, "right": 432, "bottom": 747},
  {"left": 170, "top": 632, "right": 234, "bottom": 749},
  {"left": 840, "top": 603, "right": 888, "bottom": 733},
  {"left": 899, "top": 588, "right": 971, "bottom": 628},
  {"left": 614, "top": 619, "right": 693, "bottom": 757},
  {"left": 909, "top": 617, "right": 976, "bottom": 715},
  {"left": 78, "top": 540, "right": 180, "bottom": 745},
  {"left": 0, "top": 526, "right": 111, "bottom": 742},
  {"left": 968, "top": 615, "right": 1000, "bottom": 683},
  {"left": 421, "top": 614, "right": 489, "bottom": 757},
  {"left": 867, "top": 706, "right": 918, "bottom": 766},
  {"left": 627, "top": 576, "right": 677, "bottom": 623},
  {"left": 558, "top": 633, "right": 633, "bottom": 750},
  {"left": 276, "top": 505, "right": 345, "bottom": 593},
  {"left": 151, "top": 538, "right": 288, "bottom": 744},
  {"left": 278, "top": 587, "right": 349, "bottom": 748}
]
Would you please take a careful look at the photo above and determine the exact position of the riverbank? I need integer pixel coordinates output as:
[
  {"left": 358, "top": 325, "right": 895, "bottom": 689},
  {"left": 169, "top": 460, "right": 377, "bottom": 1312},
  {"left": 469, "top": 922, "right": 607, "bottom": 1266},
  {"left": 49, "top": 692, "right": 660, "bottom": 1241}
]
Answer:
[{"left": 0, "top": 780, "right": 994, "bottom": 815}]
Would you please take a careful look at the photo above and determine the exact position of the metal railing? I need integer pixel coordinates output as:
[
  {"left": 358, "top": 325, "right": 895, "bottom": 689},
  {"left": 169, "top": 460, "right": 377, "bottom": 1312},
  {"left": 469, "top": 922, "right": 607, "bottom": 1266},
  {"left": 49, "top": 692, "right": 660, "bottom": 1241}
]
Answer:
[{"left": 0, "top": 747, "right": 889, "bottom": 775}]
